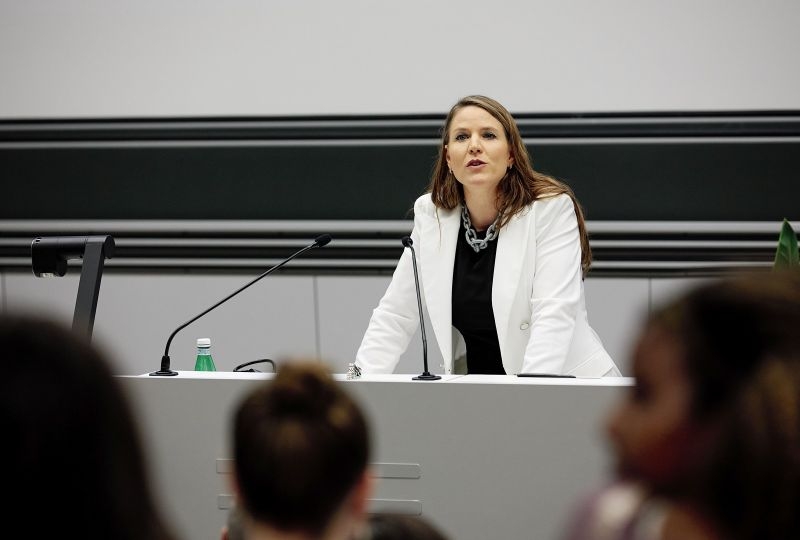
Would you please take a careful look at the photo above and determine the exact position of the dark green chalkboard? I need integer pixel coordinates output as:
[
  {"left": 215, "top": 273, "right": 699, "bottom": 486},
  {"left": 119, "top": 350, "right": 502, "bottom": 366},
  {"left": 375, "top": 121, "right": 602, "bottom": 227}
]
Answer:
[{"left": 2, "top": 112, "right": 798, "bottom": 221}]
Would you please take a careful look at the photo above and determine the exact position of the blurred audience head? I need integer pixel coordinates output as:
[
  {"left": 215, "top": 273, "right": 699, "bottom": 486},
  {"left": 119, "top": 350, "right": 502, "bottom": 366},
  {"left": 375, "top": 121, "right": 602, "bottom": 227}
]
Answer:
[
  {"left": 367, "top": 513, "right": 449, "bottom": 540},
  {"left": 233, "top": 361, "right": 371, "bottom": 539},
  {"left": 0, "top": 314, "right": 178, "bottom": 540},
  {"left": 603, "top": 271, "right": 800, "bottom": 539}
]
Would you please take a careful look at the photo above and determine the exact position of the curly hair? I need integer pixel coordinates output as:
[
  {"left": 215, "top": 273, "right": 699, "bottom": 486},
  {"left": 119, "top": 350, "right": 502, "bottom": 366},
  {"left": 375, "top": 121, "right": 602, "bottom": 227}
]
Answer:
[{"left": 649, "top": 271, "right": 800, "bottom": 539}]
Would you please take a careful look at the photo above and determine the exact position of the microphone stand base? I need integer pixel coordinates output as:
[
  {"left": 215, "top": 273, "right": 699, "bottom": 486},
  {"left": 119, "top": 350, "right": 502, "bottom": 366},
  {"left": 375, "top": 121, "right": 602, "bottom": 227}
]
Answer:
[
  {"left": 412, "top": 372, "right": 442, "bottom": 381},
  {"left": 151, "top": 355, "right": 179, "bottom": 376},
  {"left": 149, "top": 369, "right": 179, "bottom": 376}
]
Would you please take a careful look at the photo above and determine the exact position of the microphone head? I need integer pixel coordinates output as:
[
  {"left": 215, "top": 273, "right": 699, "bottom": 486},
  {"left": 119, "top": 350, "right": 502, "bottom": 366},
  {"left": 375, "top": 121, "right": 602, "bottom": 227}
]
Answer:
[
  {"left": 314, "top": 234, "right": 332, "bottom": 247},
  {"left": 401, "top": 236, "right": 413, "bottom": 248}
]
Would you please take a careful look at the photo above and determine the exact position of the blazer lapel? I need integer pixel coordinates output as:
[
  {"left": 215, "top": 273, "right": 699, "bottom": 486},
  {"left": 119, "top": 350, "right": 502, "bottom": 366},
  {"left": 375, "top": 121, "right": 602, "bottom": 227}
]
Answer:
[
  {"left": 420, "top": 205, "right": 460, "bottom": 365},
  {"left": 493, "top": 210, "right": 530, "bottom": 355}
]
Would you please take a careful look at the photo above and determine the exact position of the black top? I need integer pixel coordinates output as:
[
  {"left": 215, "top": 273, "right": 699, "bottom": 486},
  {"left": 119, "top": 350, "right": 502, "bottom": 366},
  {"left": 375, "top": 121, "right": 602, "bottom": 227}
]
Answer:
[{"left": 451, "top": 219, "right": 505, "bottom": 374}]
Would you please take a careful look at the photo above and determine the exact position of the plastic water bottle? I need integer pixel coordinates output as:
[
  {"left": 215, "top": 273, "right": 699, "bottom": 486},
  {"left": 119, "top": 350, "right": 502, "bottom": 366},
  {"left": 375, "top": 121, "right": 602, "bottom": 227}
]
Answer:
[{"left": 194, "top": 338, "right": 217, "bottom": 371}]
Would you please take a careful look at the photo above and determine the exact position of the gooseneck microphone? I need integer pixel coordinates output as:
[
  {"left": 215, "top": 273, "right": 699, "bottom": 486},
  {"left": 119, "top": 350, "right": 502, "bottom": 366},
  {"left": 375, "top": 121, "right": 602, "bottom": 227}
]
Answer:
[
  {"left": 150, "top": 234, "right": 332, "bottom": 376},
  {"left": 401, "top": 236, "right": 441, "bottom": 381}
]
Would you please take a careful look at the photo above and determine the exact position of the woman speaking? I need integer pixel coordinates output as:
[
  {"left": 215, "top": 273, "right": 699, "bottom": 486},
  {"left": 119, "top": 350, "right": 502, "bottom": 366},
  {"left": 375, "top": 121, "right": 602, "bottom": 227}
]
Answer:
[{"left": 356, "top": 95, "right": 619, "bottom": 377}]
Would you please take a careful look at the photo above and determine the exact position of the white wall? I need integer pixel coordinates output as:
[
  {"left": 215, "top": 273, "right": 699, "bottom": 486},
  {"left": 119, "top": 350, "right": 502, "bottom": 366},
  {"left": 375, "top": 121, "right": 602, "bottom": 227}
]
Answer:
[{"left": 1, "top": 0, "right": 798, "bottom": 118}]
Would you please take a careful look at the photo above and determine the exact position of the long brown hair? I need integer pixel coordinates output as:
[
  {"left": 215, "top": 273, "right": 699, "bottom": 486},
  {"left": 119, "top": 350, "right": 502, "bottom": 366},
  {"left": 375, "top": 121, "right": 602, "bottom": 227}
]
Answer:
[{"left": 427, "top": 95, "right": 592, "bottom": 275}]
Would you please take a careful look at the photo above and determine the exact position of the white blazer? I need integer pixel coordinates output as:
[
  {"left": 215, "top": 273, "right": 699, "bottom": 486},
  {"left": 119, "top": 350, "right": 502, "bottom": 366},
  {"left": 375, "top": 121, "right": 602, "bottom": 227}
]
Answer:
[{"left": 356, "top": 193, "right": 618, "bottom": 377}]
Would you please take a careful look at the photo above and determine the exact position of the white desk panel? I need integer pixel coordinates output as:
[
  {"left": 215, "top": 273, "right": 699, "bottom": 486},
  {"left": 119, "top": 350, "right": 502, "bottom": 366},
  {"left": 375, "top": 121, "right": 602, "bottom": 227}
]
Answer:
[{"left": 121, "top": 373, "right": 630, "bottom": 540}]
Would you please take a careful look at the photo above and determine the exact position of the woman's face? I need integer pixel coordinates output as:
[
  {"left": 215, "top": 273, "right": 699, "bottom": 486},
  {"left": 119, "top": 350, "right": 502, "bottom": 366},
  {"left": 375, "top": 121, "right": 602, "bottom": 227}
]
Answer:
[
  {"left": 605, "top": 324, "right": 700, "bottom": 491},
  {"left": 445, "top": 105, "right": 513, "bottom": 198}
]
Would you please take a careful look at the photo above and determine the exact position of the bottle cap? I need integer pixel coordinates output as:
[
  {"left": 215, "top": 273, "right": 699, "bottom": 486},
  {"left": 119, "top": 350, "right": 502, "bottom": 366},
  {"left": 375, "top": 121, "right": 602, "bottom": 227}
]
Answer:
[{"left": 197, "top": 338, "right": 211, "bottom": 347}]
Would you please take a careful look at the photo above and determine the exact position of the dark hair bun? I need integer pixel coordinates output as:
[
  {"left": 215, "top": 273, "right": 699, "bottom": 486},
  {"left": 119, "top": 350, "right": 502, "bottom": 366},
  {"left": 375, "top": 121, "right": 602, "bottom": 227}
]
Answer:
[
  {"left": 270, "top": 362, "right": 340, "bottom": 417},
  {"left": 233, "top": 360, "right": 370, "bottom": 536}
]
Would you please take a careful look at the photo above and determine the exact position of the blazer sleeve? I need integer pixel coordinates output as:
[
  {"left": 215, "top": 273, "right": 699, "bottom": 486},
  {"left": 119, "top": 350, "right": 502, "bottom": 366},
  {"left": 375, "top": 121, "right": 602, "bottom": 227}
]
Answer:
[
  {"left": 521, "top": 194, "right": 583, "bottom": 374},
  {"left": 354, "top": 202, "right": 426, "bottom": 373}
]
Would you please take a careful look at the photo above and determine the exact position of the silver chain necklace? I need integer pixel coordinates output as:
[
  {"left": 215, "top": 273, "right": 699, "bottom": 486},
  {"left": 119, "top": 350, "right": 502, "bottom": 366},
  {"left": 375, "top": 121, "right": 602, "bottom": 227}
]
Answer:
[{"left": 461, "top": 205, "right": 499, "bottom": 253}]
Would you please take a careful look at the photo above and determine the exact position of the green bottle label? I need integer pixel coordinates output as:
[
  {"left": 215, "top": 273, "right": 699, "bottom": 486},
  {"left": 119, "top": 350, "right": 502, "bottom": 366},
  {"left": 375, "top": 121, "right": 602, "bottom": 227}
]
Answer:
[{"left": 194, "top": 350, "right": 217, "bottom": 371}]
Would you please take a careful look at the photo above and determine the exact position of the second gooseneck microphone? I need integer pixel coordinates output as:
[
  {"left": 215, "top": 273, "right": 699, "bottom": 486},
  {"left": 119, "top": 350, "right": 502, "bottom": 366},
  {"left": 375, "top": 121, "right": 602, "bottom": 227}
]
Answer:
[
  {"left": 401, "top": 236, "right": 441, "bottom": 381},
  {"left": 150, "top": 234, "right": 332, "bottom": 376}
]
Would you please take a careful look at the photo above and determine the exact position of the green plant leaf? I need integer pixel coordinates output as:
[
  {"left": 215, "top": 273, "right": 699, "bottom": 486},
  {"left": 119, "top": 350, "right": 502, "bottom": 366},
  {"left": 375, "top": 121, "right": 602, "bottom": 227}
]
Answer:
[{"left": 774, "top": 219, "right": 799, "bottom": 269}]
